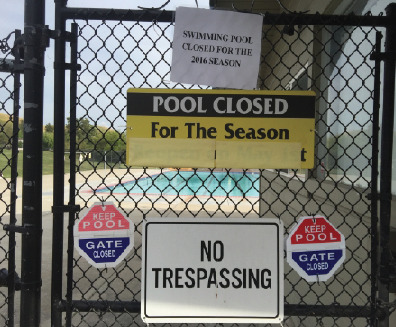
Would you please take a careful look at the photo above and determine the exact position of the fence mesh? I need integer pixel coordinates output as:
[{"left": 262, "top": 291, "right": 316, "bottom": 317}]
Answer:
[
  {"left": 60, "top": 9, "right": 393, "bottom": 327},
  {"left": 0, "top": 31, "right": 21, "bottom": 327}
]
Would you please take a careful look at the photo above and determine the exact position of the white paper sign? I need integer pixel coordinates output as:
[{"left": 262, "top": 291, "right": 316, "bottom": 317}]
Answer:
[{"left": 170, "top": 7, "right": 263, "bottom": 90}]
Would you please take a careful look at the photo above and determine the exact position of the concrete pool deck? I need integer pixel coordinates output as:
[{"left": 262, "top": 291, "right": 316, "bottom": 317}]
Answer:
[{"left": 0, "top": 168, "right": 260, "bottom": 325}]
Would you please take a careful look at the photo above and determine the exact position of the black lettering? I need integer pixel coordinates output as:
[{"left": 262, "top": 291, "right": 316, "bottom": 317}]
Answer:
[
  {"left": 175, "top": 268, "right": 184, "bottom": 288},
  {"left": 232, "top": 268, "right": 242, "bottom": 288},
  {"left": 163, "top": 268, "right": 173, "bottom": 288},
  {"left": 261, "top": 269, "right": 271, "bottom": 289},
  {"left": 219, "top": 268, "right": 230, "bottom": 288},
  {"left": 159, "top": 126, "right": 170, "bottom": 138},
  {"left": 201, "top": 240, "right": 211, "bottom": 261},
  {"left": 197, "top": 268, "right": 207, "bottom": 288},
  {"left": 235, "top": 127, "right": 245, "bottom": 139},
  {"left": 267, "top": 129, "right": 278, "bottom": 140},
  {"left": 196, "top": 123, "right": 207, "bottom": 138},
  {"left": 301, "top": 148, "right": 307, "bottom": 162},
  {"left": 249, "top": 269, "right": 260, "bottom": 288},
  {"left": 185, "top": 268, "right": 196, "bottom": 288},
  {"left": 245, "top": 128, "right": 256, "bottom": 139},
  {"left": 151, "top": 122, "right": 159, "bottom": 138},
  {"left": 152, "top": 268, "right": 161, "bottom": 288},
  {"left": 184, "top": 31, "right": 195, "bottom": 38},
  {"left": 207, "top": 268, "right": 217, "bottom": 288},
  {"left": 279, "top": 129, "right": 289, "bottom": 140},
  {"left": 207, "top": 127, "right": 217, "bottom": 139},
  {"left": 185, "top": 122, "right": 195, "bottom": 138},
  {"left": 257, "top": 128, "right": 266, "bottom": 139},
  {"left": 170, "top": 126, "right": 178, "bottom": 138},
  {"left": 225, "top": 123, "right": 234, "bottom": 139},
  {"left": 242, "top": 268, "right": 247, "bottom": 288},
  {"left": 213, "top": 240, "right": 224, "bottom": 262}
]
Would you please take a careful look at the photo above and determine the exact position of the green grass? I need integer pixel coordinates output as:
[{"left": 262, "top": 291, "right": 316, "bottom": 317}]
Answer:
[{"left": 0, "top": 150, "right": 127, "bottom": 178}]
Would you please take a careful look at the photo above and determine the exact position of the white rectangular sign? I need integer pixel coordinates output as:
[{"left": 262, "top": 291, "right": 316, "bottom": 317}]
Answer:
[
  {"left": 170, "top": 7, "right": 263, "bottom": 89},
  {"left": 141, "top": 218, "right": 284, "bottom": 323}
]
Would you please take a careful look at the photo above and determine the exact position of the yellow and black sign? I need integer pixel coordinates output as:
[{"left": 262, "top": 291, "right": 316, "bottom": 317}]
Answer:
[{"left": 127, "top": 89, "right": 315, "bottom": 169}]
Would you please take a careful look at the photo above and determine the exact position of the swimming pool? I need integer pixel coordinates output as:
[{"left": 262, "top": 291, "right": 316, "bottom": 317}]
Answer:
[{"left": 97, "top": 171, "right": 259, "bottom": 197}]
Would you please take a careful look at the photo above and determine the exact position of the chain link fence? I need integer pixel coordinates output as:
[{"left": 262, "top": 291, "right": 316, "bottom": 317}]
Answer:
[
  {"left": 49, "top": 7, "right": 395, "bottom": 327},
  {"left": 0, "top": 30, "right": 22, "bottom": 327},
  {"left": 0, "top": 3, "right": 394, "bottom": 327}
]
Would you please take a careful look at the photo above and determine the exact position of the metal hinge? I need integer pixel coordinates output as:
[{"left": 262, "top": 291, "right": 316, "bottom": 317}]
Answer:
[{"left": 41, "top": 27, "right": 73, "bottom": 48}]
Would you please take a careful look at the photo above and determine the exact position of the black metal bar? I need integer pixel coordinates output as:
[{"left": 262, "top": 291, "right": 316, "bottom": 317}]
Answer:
[
  {"left": 285, "top": 304, "right": 378, "bottom": 319},
  {"left": 58, "top": 300, "right": 377, "bottom": 318},
  {"left": 51, "top": 205, "right": 80, "bottom": 213},
  {"left": 65, "top": 22, "right": 78, "bottom": 327},
  {"left": 20, "top": 1, "right": 45, "bottom": 326},
  {"left": 51, "top": 1, "right": 67, "bottom": 326},
  {"left": 59, "top": 6, "right": 395, "bottom": 26},
  {"left": 8, "top": 29, "right": 21, "bottom": 327},
  {"left": 378, "top": 4, "right": 396, "bottom": 327},
  {"left": 61, "top": 7, "right": 175, "bottom": 23},
  {"left": 4, "top": 224, "right": 42, "bottom": 235},
  {"left": 370, "top": 30, "right": 382, "bottom": 327}
]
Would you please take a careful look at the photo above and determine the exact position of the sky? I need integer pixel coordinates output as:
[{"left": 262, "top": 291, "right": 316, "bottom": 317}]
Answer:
[{"left": 0, "top": 1, "right": 209, "bottom": 127}]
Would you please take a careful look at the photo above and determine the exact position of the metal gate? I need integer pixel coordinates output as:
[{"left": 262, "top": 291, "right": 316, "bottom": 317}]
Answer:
[{"left": 1, "top": 0, "right": 396, "bottom": 326}]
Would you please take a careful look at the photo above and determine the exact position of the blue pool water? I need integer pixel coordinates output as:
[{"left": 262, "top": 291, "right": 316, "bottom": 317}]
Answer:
[{"left": 98, "top": 171, "right": 259, "bottom": 197}]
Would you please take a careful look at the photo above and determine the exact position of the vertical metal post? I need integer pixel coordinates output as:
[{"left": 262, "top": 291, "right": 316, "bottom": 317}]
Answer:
[
  {"left": 370, "top": 31, "right": 382, "bottom": 327},
  {"left": 66, "top": 22, "right": 78, "bottom": 327},
  {"left": 51, "top": 1, "right": 67, "bottom": 326},
  {"left": 379, "top": 4, "right": 396, "bottom": 327},
  {"left": 8, "top": 29, "right": 22, "bottom": 327},
  {"left": 20, "top": 0, "right": 45, "bottom": 326}
]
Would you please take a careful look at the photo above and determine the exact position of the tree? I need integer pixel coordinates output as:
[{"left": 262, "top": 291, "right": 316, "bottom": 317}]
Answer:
[
  {"left": 65, "top": 117, "right": 98, "bottom": 150},
  {"left": 43, "top": 132, "right": 54, "bottom": 150},
  {"left": 93, "top": 130, "right": 126, "bottom": 151},
  {"left": 0, "top": 121, "right": 13, "bottom": 146},
  {"left": 45, "top": 123, "right": 54, "bottom": 133},
  {"left": 18, "top": 118, "right": 24, "bottom": 138},
  {"left": 64, "top": 117, "right": 126, "bottom": 152}
]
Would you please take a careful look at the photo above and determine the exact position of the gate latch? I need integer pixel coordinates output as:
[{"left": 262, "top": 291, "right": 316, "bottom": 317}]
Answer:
[{"left": 3, "top": 224, "right": 42, "bottom": 235}]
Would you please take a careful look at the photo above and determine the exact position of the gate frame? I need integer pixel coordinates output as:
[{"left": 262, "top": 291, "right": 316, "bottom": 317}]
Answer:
[
  {"left": 19, "top": 0, "right": 46, "bottom": 326},
  {"left": 378, "top": 4, "right": 396, "bottom": 327},
  {"left": 47, "top": 2, "right": 396, "bottom": 327}
]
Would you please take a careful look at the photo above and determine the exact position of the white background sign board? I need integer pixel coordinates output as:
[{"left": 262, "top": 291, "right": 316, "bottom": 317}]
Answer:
[
  {"left": 170, "top": 7, "right": 263, "bottom": 89},
  {"left": 142, "top": 218, "right": 284, "bottom": 323}
]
